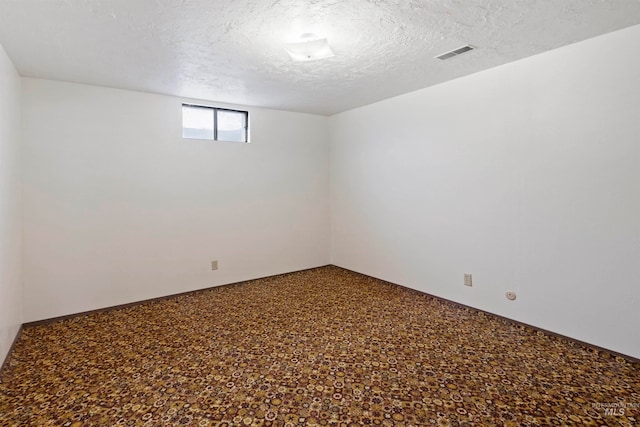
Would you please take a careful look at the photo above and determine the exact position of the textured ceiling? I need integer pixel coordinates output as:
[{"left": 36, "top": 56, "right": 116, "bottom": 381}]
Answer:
[{"left": 1, "top": 0, "right": 640, "bottom": 115}]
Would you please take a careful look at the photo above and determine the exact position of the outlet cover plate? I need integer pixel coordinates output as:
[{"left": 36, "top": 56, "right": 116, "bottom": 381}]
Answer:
[{"left": 464, "top": 274, "right": 472, "bottom": 287}]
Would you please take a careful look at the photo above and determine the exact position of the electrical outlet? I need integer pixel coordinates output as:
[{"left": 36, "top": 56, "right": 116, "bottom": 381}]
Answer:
[
  {"left": 505, "top": 291, "right": 516, "bottom": 301},
  {"left": 211, "top": 260, "right": 218, "bottom": 271},
  {"left": 464, "top": 274, "right": 472, "bottom": 287}
]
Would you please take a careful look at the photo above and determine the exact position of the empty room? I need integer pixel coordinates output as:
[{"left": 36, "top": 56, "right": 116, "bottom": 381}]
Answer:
[{"left": 1, "top": 0, "right": 639, "bottom": 426}]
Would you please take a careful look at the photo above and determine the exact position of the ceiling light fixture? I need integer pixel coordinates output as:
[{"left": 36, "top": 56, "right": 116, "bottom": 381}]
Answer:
[{"left": 284, "top": 33, "right": 334, "bottom": 62}]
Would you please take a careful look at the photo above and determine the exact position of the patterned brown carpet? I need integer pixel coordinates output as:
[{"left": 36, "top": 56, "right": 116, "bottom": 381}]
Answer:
[{"left": 0, "top": 266, "right": 638, "bottom": 426}]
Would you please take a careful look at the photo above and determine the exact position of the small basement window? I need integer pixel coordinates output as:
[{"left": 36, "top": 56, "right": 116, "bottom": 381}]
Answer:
[{"left": 182, "top": 104, "right": 249, "bottom": 142}]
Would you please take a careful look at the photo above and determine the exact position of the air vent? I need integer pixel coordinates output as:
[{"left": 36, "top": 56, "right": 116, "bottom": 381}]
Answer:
[{"left": 435, "top": 45, "right": 475, "bottom": 60}]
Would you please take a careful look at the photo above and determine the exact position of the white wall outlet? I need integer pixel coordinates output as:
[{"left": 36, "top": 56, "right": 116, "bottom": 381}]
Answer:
[
  {"left": 464, "top": 273, "right": 472, "bottom": 287},
  {"left": 505, "top": 290, "right": 516, "bottom": 301},
  {"left": 211, "top": 260, "right": 218, "bottom": 270}
]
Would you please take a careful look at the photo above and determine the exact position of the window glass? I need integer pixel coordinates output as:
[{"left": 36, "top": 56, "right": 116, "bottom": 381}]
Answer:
[
  {"left": 182, "top": 105, "right": 214, "bottom": 140},
  {"left": 182, "top": 104, "right": 248, "bottom": 142},
  {"left": 217, "top": 109, "right": 247, "bottom": 142}
]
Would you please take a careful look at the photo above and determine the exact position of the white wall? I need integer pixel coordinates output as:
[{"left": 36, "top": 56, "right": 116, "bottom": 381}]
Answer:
[
  {"left": 0, "top": 43, "right": 22, "bottom": 365},
  {"left": 330, "top": 24, "right": 640, "bottom": 358},
  {"left": 13, "top": 25, "right": 640, "bottom": 359},
  {"left": 22, "top": 79, "right": 330, "bottom": 321}
]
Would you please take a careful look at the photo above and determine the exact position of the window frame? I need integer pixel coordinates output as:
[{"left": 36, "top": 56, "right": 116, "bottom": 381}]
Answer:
[{"left": 182, "top": 103, "right": 249, "bottom": 143}]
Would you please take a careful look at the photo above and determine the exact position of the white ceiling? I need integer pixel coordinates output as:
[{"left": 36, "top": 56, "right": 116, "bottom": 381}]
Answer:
[{"left": 1, "top": 0, "right": 639, "bottom": 115}]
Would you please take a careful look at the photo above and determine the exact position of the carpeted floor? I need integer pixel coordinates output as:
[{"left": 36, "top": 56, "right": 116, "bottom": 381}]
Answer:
[{"left": 0, "top": 266, "right": 638, "bottom": 426}]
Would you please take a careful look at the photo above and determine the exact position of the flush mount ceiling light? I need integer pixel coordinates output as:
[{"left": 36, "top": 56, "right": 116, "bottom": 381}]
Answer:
[{"left": 284, "top": 33, "right": 334, "bottom": 62}]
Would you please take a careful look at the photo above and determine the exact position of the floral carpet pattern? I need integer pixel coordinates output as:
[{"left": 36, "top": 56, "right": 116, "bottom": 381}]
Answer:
[{"left": 1, "top": 266, "right": 638, "bottom": 426}]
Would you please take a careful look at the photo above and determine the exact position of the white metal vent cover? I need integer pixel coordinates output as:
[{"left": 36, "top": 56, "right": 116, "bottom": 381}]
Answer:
[{"left": 435, "top": 45, "right": 475, "bottom": 60}]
